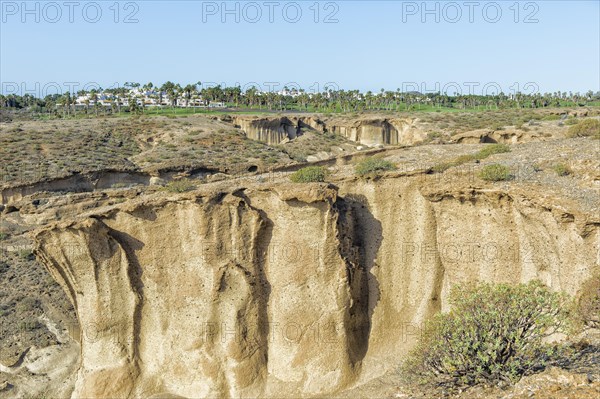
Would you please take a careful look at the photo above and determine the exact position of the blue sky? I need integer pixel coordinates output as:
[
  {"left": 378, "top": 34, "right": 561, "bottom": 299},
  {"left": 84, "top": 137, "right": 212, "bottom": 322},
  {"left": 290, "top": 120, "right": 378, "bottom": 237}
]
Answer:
[{"left": 1, "top": 1, "right": 599, "bottom": 96}]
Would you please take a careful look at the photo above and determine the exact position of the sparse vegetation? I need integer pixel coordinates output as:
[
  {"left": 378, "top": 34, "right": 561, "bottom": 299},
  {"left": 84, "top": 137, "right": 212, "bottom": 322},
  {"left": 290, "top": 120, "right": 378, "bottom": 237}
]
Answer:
[
  {"left": 18, "top": 249, "right": 35, "bottom": 261},
  {"left": 289, "top": 166, "right": 327, "bottom": 183},
  {"left": 19, "top": 319, "right": 42, "bottom": 332},
  {"left": 475, "top": 143, "right": 511, "bottom": 159},
  {"left": 564, "top": 117, "right": 580, "bottom": 126},
  {"left": 566, "top": 119, "right": 600, "bottom": 138},
  {"left": 404, "top": 281, "right": 573, "bottom": 389},
  {"left": 433, "top": 144, "right": 511, "bottom": 173},
  {"left": 163, "top": 179, "right": 197, "bottom": 193},
  {"left": 553, "top": 163, "right": 572, "bottom": 176},
  {"left": 479, "top": 164, "right": 513, "bottom": 181},
  {"left": 16, "top": 297, "right": 38, "bottom": 312},
  {"left": 355, "top": 157, "right": 396, "bottom": 177}
]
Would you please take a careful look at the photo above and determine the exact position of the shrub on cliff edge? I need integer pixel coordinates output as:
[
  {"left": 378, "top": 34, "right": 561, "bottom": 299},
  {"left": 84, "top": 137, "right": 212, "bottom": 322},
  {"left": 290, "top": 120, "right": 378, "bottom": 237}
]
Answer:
[{"left": 404, "top": 281, "right": 572, "bottom": 389}]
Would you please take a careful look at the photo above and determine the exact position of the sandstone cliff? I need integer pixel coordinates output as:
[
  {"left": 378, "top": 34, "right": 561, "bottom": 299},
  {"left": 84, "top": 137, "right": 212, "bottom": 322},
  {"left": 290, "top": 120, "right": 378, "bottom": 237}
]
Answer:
[
  {"left": 326, "top": 118, "right": 424, "bottom": 146},
  {"left": 32, "top": 174, "right": 599, "bottom": 398},
  {"left": 231, "top": 116, "right": 425, "bottom": 147}
]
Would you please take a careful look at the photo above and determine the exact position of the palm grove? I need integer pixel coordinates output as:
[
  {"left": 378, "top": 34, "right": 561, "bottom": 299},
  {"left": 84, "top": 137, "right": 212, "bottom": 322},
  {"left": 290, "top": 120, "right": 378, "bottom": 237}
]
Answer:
[{"left": 1, "top": 81, "right": 599, "bottom": 116}]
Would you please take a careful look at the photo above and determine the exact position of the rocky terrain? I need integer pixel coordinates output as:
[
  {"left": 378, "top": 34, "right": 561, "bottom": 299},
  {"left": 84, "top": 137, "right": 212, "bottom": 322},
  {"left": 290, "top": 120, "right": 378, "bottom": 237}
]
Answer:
[{"left": 0, "top": 109, "right": 598, "bottom": 398}]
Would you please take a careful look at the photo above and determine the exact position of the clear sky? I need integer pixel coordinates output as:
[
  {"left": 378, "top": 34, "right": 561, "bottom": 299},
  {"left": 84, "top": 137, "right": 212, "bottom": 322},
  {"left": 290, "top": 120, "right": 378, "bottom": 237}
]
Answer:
[{"left": 1, "top": 0, "right": 599, "bottom": 96}]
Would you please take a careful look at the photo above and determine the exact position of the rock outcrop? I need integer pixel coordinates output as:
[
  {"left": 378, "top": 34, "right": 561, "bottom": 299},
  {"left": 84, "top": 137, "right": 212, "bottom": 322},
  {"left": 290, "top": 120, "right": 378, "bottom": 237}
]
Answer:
[
  {"left": 32, "top": 175, "right": 599, "bottom": 398},
  {"left": 453, "top": 128, "right": 553, "bottom": 144},
  {"left": 233, "top": 116, "right": 301, "bottom": 144},
  {"left": 327, "top": 118, "right": 425, "bottom": 146},
  {"left": 232, "top": 116, "right": 425, "bottom": 147}
]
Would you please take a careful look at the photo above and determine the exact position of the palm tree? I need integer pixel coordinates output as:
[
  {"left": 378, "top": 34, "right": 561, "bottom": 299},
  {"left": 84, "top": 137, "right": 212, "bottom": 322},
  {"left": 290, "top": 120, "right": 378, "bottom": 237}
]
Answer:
[{"left": 90, "top": 90, "right": 99, "bottom": 116}]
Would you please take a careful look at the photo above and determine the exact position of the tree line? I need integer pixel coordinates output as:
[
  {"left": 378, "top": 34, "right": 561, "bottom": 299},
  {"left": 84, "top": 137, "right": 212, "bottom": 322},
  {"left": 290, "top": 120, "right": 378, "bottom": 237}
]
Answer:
[{"left": 1, "top": 81, "right": 598, "bottom": 116}]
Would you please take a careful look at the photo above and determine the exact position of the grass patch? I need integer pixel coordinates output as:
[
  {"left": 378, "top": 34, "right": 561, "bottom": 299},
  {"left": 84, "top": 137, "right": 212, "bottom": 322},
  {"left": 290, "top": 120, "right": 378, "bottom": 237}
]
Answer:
[
  {"left": 355, "top": 157, "right": 396, "bottom": 177},
  {"left": 289, "top": 166, "right": 327, "bottom": 183},
  {"left": 479, "top": 164, "right": 513, "bottom": 181}
]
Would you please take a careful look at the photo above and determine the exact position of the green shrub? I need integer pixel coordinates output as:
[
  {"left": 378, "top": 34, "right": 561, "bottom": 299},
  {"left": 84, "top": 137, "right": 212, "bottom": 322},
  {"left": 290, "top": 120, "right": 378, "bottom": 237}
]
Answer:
[
  {"left": 479, "top": 164, "right": 513, "bottom": 181},
  {"left": 553, "top": 163, "right": 572, "bottom": 176},
  {"left": 355, "top": 157, "right": 396, "bottom": 177},
  {"left": 566, "top": 119, "right": 600, "bottom": 138},
  {"left": 404, "top": 281, "right": 572, "bottom": 388},
  {"left": 289, "top": 166, "right": 327, "bottom": 183},
  {"left": 163, "top": 179, "right": 197, "bottom": 193},
  {"left": 0, "top": 232, "right": 7, "bottom": 241}
]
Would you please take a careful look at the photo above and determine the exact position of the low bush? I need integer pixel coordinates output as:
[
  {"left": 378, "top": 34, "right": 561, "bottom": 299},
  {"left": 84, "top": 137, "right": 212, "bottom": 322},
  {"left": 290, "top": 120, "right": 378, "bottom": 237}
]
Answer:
[
  {"left": 404, "top": 281, "right": 572, "bottom": 388},
  {"left": 553, "top": 163, "right": 572, "bottom": 176},
  {"left": 566, "top": 119, "right": 600, "bottom": 138},
  {"left": 355, "top": 157, "right": 396, "bottom": 177},
  {"left": 289, "top": 166, "right": 327, "bottom": 183},
  {"left": 18, "top": 249, "right": 35, "bottom": 261},
  {"left": 479, "top": 164, "right": 513, "bottom": 181}
]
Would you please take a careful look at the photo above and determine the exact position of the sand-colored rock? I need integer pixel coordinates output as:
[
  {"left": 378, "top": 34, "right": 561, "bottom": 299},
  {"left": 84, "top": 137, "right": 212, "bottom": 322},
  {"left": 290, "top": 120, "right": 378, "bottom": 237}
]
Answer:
[
  {"left": 453, "top": 128, "right": 553, "bottom": 144},
  {"left": 232, "top": 115, "right": 426, "bottom": 146},
  {"left": 327, "top": 118, "right": 424, "bottom": 146},
  {"left": 32, "top": 173, "right": 599, "bottom": 398},
  {"left": 33, "top": 186, "right": 366, "bottom": 398},
  {"left": 233, "top": 116, "right": 300, "bottom": 144}
]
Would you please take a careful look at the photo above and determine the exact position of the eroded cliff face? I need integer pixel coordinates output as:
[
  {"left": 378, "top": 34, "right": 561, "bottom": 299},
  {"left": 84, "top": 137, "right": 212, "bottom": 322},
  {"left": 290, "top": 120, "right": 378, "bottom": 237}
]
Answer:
[
  {"left": 33, "top": 178, "right": 599, "bottom": 398},
  {"left": 33, "top": 186, "right": 368, "bottom": 398},
  {"left": 232, "top": 116, "right": 424, "bottom": 146},
  {"left": 328, "top": 118, "right": 424, "bottom": 146},
  {"left": 337, "top": 178, "right": 599, "bottom": 383},
  {"left": 233, "top": 116, "right": 301, "bottom": 144}
]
